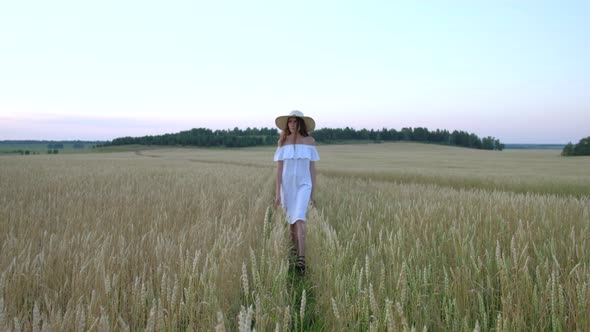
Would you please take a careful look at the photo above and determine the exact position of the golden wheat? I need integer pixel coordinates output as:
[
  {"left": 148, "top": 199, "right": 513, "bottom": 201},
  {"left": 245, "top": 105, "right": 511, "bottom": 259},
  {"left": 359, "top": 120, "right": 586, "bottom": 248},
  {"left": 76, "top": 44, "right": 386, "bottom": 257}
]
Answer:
[{"left": 1, "top": 143, "right": 589, "bottom": 330}]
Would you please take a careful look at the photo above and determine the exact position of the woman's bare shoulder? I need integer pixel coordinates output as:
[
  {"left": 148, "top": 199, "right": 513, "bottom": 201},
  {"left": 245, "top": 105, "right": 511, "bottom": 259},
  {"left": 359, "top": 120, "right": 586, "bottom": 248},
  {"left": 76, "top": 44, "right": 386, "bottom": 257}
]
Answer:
[{"left": 302, "top": 136, "right": 315, "bottom": 145}]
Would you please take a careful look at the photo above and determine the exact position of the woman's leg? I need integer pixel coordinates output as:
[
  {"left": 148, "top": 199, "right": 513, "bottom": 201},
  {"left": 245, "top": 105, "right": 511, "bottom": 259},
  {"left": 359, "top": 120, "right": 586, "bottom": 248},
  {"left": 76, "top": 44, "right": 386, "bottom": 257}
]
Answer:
[
  {"left": 294, "top": 220, "right": 306, "bottom": 273},
  {"left": 295, "top": 220, "right": 305, "bottom": 257},
  {"left": 290, "top": 224, "right": 297, "bottom": 255}
]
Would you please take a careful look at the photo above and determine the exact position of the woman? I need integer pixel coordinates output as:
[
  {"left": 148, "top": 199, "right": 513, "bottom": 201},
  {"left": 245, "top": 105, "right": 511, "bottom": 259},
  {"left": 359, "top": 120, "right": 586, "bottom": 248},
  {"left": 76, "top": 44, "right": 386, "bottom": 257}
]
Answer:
[{"left": 274, "top": 110, "right": 319, "bottom": 274}]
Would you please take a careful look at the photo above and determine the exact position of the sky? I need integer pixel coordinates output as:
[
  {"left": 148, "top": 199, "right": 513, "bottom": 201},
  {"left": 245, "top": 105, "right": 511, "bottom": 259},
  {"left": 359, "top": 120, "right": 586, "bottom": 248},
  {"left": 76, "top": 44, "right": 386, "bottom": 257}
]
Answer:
[{"left": 1, "top": 1, "right": 588, "bottom": 143}]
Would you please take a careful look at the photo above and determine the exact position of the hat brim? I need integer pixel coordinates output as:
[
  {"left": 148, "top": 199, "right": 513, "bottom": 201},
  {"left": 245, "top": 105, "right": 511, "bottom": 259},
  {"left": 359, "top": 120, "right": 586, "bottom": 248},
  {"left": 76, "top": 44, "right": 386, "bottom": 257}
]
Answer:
[{"left": 275, "top": 115, "right": 315, "bottom": 132}]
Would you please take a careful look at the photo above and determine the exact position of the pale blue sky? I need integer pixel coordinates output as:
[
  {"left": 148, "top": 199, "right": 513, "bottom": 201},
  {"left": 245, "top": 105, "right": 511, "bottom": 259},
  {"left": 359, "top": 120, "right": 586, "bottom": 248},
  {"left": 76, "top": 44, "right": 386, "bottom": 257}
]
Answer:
[{"left": 1, "top": 1, "right": 588, "bottom": 143}]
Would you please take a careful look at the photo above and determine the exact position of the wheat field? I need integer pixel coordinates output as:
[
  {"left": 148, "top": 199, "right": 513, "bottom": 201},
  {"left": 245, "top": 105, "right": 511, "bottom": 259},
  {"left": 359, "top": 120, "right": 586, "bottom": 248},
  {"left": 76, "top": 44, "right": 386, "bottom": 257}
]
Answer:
[{"left": 0, "top": 143, "right": 589, "bottom": 331}]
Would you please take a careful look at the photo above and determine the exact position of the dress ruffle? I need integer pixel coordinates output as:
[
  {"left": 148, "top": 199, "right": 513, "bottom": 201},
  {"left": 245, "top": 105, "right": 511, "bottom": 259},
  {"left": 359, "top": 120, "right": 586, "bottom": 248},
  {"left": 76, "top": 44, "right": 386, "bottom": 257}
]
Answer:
[{"left": 273, "top": 144, "right": 320, "bottom": 162}]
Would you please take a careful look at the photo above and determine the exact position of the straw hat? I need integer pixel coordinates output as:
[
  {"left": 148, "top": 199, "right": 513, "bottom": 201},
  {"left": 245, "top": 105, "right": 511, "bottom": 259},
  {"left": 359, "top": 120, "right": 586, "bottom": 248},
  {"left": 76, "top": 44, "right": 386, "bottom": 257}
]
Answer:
[{"left": 275, "top": 110, "right": 316, "bottom": 132}]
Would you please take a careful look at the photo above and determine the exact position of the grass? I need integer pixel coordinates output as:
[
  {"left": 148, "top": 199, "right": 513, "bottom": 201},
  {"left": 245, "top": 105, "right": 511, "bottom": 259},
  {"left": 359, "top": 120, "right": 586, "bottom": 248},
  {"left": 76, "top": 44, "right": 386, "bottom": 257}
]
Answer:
[{"left": 0, "top": 142, "right": 588, "bottom": 330}]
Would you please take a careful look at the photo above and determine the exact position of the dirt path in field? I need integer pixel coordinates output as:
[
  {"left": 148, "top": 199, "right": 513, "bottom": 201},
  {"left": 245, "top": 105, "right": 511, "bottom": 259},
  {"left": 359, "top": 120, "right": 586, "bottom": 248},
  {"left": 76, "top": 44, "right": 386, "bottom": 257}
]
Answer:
[
  {"left": 134, "top": 150, "right": 161, "bottom": 158},
  {"left": 187, "top": 158, "right": 272, "bottom": 169}
]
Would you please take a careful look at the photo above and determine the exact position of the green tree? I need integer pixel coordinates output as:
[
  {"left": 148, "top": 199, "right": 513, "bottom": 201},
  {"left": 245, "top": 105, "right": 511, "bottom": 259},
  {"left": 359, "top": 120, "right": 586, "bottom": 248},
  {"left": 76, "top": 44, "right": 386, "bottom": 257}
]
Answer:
[
  {"left": 401, "top": 127, "right": 412, "bottom": 141},
  {"left": 573, "top": 137, "right": 590, "bottom": 155},
  {"left": 413, "top": 127, "right": 428, "bottom": 141},
  {"left": 562, "top": 137, "right": 590, "bottom": 156},
  {"left": 561, "top": 143, "right": 574, "bottom": 156},
  {"left": 482, "top": 137, "right": 495, "bottom": 150}
]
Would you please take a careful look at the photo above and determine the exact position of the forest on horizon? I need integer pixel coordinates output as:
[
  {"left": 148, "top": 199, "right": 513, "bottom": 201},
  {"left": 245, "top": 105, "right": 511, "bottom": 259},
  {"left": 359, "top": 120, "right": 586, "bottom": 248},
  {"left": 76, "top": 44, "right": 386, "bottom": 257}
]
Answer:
[{"left": 102, "top": 126, "right": 505, "bottom": 150}]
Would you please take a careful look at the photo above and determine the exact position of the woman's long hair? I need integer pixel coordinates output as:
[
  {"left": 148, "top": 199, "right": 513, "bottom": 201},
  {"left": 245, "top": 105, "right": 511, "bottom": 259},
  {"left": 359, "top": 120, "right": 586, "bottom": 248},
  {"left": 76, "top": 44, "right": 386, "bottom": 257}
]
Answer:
[{"left": 278, "top": 117, "right": 309, "bottom": 146}]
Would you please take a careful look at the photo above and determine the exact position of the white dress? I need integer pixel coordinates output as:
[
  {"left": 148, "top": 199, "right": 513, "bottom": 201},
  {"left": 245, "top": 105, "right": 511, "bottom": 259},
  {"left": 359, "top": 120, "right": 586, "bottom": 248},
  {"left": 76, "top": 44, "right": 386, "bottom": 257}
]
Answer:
[{"left": 274, "top": 144, "right": 320, "bottom": 224}]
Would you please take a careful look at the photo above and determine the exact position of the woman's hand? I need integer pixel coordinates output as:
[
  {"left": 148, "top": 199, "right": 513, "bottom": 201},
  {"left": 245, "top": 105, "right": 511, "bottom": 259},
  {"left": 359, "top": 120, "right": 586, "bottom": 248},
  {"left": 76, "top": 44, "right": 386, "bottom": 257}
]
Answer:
[
  {"left": 275, "top": 194, "right": 281, "bottom": 208},
  {"left": 310, "top": 194, "right": 317, "bottom": 208}
]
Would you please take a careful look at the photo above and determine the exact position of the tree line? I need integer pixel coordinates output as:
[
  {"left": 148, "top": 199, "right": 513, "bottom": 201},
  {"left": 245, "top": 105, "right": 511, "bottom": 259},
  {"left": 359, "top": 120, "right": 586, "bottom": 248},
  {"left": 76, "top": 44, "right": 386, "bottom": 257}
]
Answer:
[
  {"left": 561, "top": 136, "right": 590, "bottom": 156},
  {"left": 102, "top": 127, "right": 504, "bottom": 150},
  {"left": 313, "top": 127, "right": 504, "bottom": 150},
  {"left": 104, "top": 128, "right": 279, "bottom": 148}
]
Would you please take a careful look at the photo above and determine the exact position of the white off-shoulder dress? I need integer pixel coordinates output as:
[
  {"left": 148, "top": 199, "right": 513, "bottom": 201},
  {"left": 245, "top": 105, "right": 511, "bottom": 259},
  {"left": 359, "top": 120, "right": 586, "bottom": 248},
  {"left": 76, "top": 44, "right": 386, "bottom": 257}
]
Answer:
[{"left": 274, "top": 144, "right": 320, "bottom": 224}]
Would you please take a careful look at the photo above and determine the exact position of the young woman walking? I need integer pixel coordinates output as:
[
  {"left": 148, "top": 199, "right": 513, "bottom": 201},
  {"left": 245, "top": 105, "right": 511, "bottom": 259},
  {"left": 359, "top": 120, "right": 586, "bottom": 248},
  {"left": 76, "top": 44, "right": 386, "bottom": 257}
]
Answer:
[{"left": 274, "top": 110, "right": 319, "bottom": 274}]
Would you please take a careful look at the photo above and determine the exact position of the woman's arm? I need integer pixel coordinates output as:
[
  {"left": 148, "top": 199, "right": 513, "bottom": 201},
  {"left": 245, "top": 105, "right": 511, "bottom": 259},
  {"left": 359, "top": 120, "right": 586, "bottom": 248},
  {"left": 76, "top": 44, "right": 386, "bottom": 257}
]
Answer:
[
  {"left": 309, "top": 161, "right": 317, "bottom": 207},
  {"left": 275, "top": 160, "right": 283, "bottom": 207}
]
